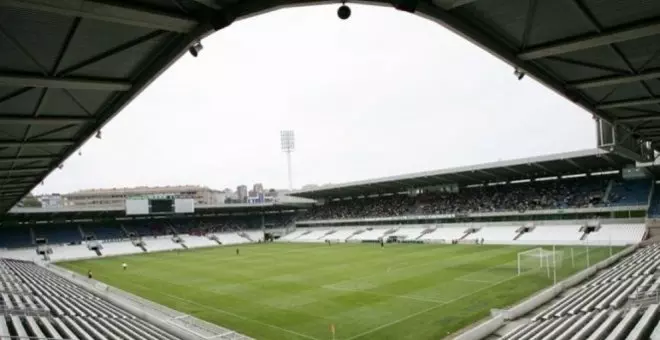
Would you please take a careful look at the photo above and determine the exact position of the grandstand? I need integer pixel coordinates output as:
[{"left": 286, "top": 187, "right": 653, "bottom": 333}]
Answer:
[
  {"left": 0, "top": 149, "right": 656, "bottom": 339},
  {"left": 1, "top": 0, "right": 660, "bottom": 337}
]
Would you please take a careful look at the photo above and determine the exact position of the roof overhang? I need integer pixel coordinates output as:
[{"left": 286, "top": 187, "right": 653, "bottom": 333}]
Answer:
[
  {"left": 290, "top": 149, "right": 635, "bottom": 198},
  {"left": 3, "top": 0, "right": 660, "bottom": 212}
]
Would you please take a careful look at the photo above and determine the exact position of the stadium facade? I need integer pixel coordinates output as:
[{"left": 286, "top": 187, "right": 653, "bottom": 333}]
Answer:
[{"left": 62, "top": 185, "right": 227, "bottom": 208}]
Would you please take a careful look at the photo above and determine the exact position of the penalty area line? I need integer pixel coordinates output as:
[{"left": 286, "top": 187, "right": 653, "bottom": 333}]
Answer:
[
  {"left": 322, "top": 285, "right": 447, "bottom": 304},
  {"left": 455, "top": 278, "right": 498, "bottom": 284},
  {"left": 344, "top": 274, "right": 520, "bottom": 340}
]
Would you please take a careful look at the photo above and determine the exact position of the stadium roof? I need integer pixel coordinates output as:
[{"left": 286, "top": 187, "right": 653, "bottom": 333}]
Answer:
[
  {"left": 290, "top": 149, "right": 636, "bottom": 198},
  {"left": 3, "top": 201, "right": 309, "bottom": 221},
  {"left": 2, "top": 0, "right": 660, "bottom": 212}
]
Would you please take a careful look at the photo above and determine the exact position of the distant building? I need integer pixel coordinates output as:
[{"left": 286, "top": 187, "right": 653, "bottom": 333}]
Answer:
[
  {"left": 236, "top": 185, "right": 248, "bottom": 203},
  {"left": 65, "top": 185, "right": 224, "bottom": 207},
  {"left": 253, "top": 183, "right": 264, "bottom": 194},
  {"left": 37, "top": 194, "right": 65, "bottom": 208}
]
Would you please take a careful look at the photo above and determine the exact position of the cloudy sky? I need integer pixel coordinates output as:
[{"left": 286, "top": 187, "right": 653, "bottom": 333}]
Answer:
[{"left": 35, "top": 4, "right": 594, "bottom": 194}]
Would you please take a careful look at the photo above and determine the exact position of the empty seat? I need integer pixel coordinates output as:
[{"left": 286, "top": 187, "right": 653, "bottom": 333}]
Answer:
[
  {"left": 626, "top": 304, "right": 660, "bottom": 340},
  {"left": 586, "top": 310, "right": 623, "bottom": 340},
  {"left": 605, "top": 307, "right": 642, "bottom": 340}
]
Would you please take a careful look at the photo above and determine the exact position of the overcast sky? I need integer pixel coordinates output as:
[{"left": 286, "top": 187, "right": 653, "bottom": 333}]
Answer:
[{"left": 35, "top": 4, "right": 595, "bottom": 194}]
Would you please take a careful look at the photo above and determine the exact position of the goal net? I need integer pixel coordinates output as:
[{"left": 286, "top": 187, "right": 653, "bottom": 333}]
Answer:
[{"left": 517, "top": 248, "right": 564, "bottom": 276}]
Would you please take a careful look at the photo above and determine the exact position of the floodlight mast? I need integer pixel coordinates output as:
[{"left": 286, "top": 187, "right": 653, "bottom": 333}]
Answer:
[{"left": 280, "top": 130, "right": 295, "bottom": 191}]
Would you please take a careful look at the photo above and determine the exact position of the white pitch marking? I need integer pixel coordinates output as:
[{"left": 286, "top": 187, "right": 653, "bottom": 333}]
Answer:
[
  {"left": 455, "top": 278, "right": 497, "bottom": 284},
  {"left": 344, "top": 274, "right": 522, "bottom": 340},
  {"left": 322, "top": 285, "right": 447, "bottom": 304}
]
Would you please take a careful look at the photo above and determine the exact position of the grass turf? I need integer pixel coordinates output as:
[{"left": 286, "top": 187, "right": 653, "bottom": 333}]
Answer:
[{"left": 58, "top": 242, "right": 619, "bottom": 340}]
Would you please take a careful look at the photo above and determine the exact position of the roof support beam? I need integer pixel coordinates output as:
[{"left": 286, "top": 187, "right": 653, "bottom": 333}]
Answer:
[
  {"left": 569, "top": 70, "right": 660, "bottom": 89},
  {"left": 0, "top": 182, "right": 33, "bottom": 188},
  {"left": 531, "top": 163, "right": 555, "bottom": 175},
  {"left": 617, "top": 115, "right": 660, "bottom": 123},
  {"left": 503, "top": 166, "right": 526, "bottom": 176},
  {"left": 0, "top": 167, "right": 49, "bottom": 174},
  {"left": 0, "top": 115, "right": 93, "bottom": 125},
  {"left": 0, "top": 190, "right": 26, "bottom": 195},
  {"left": 0, "top": 156, "right": 54, "bottom": 163},
  {"left": 0, "top": 0, "right": 198, "bottom": 33},
  {"left": 519, "top": 20, "right": 660, "bottom": 60},
  {"left": 0, "top": 140, "right": 75, "bottom": 147},
  {"left": 564, "top": 159, "right": 586, "bottom": 172},
  {"left": 432, "top": 0, "right": 479, "bottom": 10},
  {"left": 597, "top": 98, "right": 660, "bottom": 110},
  {"left": 0, "top": 74, "right": 131, "bottom": 91}
]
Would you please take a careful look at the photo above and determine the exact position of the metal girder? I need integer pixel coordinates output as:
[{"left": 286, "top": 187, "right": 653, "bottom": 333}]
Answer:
[
  {"left": 0, "top": 156, "right": 54, "bottom": 163},
  {"left": 189, "top": 0, "right": 222, "bottom": 10},
  {"left": 0, "top": 183, "right": 32, "bottom": 188},
  {"left": 564, "top": 159, "right": 586, "bottom": 172},
  {"left": 0, "top": 0, "right": 198, "bottom": 33},
  {"left": 0, "top": 191, "right": 26, "bottom": 196},
  {"left": 0, "top": 167, "right": 49, "bottom": 173},
  {"left": 1, "top": 173, "right": 38, "bottom": 179},
  {"left": 570, "top": 70, "right": 660, "bottom": 89},
  {"left": 0, "top": 140, "right": 74, "bottom": 147},
  {"left": 598, "top": 98, "right": 660, "bottom": 110},
  {"left": 503, "top": 166, "right": 525, "bottom": 176},
  {"left": 617, "top": 115, "right": 660, "bottom": 123},
  {"left": 432, "top": 0, "right": 478, "bottom": 10},
  {"left": 0, "top": 115, "right": 92, "bottom": 125},
  {"left": 519, "top": 20, "right": 660, "bottom": 60},
  {"left": 0, "top": 74, "right": 131, "bottom": 91},
  {"left": 530, "top": 162, "right": 555, "bottom": 174},
  {"left": 476, "top": 169, "right": 498, "bottom": 179}
]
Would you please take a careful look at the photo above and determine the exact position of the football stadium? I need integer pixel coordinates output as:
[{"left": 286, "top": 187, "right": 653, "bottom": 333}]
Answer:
[{"left": 4, "top": 0, "right": 660, "bottom": 340}]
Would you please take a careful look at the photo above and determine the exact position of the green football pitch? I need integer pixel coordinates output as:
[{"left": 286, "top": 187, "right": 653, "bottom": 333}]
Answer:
[{"left": 58, "top": 242, "right": 618, "bottom": 340}]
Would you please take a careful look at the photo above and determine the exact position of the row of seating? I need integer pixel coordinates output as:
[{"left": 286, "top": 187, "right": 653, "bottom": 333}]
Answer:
[
  {"left": 0, "top": 232, "right": 261, "bottom": 262},
  {"left": 0, "top": 258, "right": 182, "bottom": 340},
  {"left": 281, "top": 223, "right": 647, "bottom": 246},
  {"left": 502, "top": 244, "right": 660, "bottom": 340}
]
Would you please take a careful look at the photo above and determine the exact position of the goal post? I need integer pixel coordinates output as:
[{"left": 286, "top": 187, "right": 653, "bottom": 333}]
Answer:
[{"left": 517, "top": 247, "right": 564, "bottom": 278}]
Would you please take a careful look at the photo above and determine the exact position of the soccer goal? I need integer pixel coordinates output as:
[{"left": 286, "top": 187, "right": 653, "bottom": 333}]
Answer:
[{"left": 517, "top": 247, "right": 564, "bottom": 277}]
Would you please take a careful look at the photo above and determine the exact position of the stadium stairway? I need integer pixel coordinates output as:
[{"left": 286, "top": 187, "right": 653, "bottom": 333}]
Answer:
[
  {"left": 459, "top": 227, "right": 479, "bottom": 241},
  {"left": 346, "top": 229, "right": 365, "bottom": 240},
  {"left": 513, "top": 226, "right": 531, "bottom": 240},
  {"left": 208, "top": 234, "right": 223, "bottom": 245},
  {"left": 120, "top": 224, "right": 131, "bottom": 238},
  {"left": 238, "top": 232, "right": 253, "bottom": 242},
  {"left": 318, "top": 230, "right": 336, "bottom": 240},
  {"left": 416, "top": 226, "right": 436, "bottom": 239},
  {"left": 383, "top": 228, "right": 399, "bottom": 236}
]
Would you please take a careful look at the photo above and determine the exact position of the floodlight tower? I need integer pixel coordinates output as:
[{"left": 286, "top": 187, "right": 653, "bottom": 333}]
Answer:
[{"left": 280, "top": 130, "right": 295, "bottom": 191}]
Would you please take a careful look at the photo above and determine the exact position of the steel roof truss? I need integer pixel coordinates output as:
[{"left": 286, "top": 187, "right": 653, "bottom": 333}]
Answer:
[
  {"left": 0, "top": 140, "right": 74, "bottom": 147},
  {"left": 0, "top": 115, "right": 92, "bottom": 125},
  {"left": 519, "top": 19, "right": 660, "bottom": 60},
  {"left": 0, "top": 0, "right": 198, "bottom": 33},
  {"left": 0, "top": 74, "right": 131, "bottom": 91},
  {"left": 570, "top": 70, "right": 660, "bottom": 89}
]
